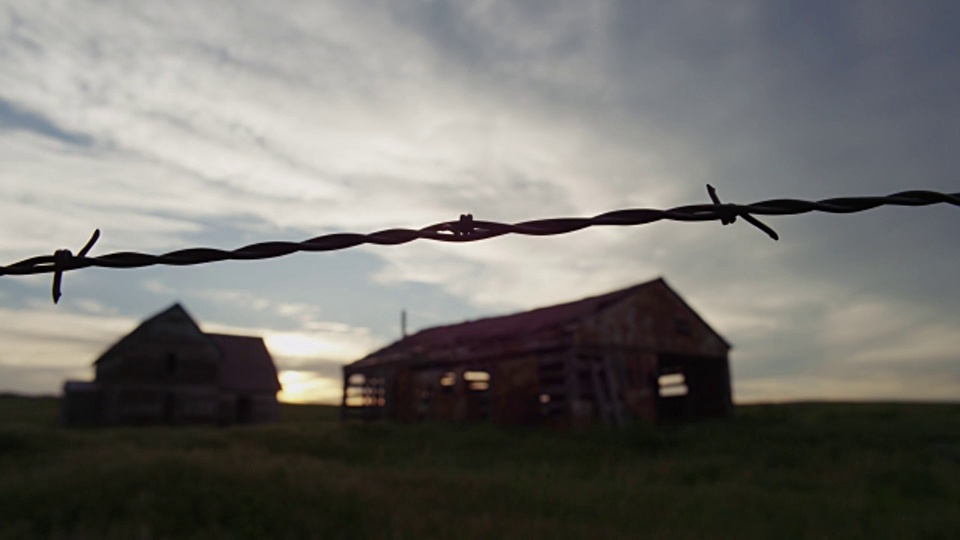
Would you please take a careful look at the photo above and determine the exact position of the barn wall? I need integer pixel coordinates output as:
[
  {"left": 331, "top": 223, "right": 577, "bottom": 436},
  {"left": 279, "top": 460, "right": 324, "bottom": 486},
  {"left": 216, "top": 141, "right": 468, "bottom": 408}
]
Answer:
[
  {"left": 112, "top": 385, "right": 165, "bottom": 424},
  {"left": 96, "top": 384, "right": 219, "bottom": 426},
  {"left": 394, "top": 366, "right": 412, "bottom": 421},
  {"left": 81, "top": 385, "right": 280, "bottom": 427},
  {"left": 571, "top": 283, "right": 731, "bottom": 423},
  {"left": 491, "top": 356, "right": 539, "bottom": 425},
  {"left": 253, "top": 393, "right": 281, "bottom": 423},
  {"left": 344, "top": 355, "right": 538, "bottom": 425},
  {"left": 424, "top": 366, "right": 460, "bottom": 421},
  {"left": 619, "top": 350, "right": 658, "bottom": 422},
  {"left": 173, "top": 387, "right": 220, "bottom": 423},
  {"left": 96, "top": 324, "right": 220, "bottom": 387},
  {"left": 219, "top": 392, "right": 280, "bottom": 424},
  {"left": 395, "top": 364, "right": 500, "bottom": 421},
  {"left": 96, "top": 348, "right": 219, "bottom": 385},
  {"left": 576, "top": 281, "right": 727, "bottom": 357}
]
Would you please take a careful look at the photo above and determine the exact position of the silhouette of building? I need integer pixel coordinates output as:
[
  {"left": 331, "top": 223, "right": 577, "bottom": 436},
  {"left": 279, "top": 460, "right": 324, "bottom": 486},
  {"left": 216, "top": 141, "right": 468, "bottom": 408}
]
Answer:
[
  {"left": 62, "top": 304, "right": 281, "bottom": 427},
  {"left": 342, "top": 278, "right": 732, "bottom": 426}
]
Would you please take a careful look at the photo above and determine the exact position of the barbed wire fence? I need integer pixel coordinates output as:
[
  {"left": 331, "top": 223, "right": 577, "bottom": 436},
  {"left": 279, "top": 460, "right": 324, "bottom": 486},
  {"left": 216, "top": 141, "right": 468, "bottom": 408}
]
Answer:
[{"left": 1, "top": 185, "right": 958, "bottom": 304}]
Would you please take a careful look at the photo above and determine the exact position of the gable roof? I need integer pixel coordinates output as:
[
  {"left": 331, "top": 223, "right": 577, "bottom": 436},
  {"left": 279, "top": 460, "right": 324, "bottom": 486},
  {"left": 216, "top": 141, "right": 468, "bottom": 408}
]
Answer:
[
  {"left": 93, "top": 303, "right": 282, "bottom": 394},
  {"left": 94, "top": 303, "right": 205, "bottom": 364},
  {"left": 208, "top": 333, "right": 282, "bottom": 393},
  {"left": 352, "top": 278, "right": 680, "bottom": 367}
]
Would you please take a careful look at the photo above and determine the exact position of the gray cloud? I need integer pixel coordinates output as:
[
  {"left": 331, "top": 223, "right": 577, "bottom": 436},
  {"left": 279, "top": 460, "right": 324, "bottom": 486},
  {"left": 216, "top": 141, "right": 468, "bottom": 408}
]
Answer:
[{"left": 0, "top": 98, "right": 94, "bottom": 146}]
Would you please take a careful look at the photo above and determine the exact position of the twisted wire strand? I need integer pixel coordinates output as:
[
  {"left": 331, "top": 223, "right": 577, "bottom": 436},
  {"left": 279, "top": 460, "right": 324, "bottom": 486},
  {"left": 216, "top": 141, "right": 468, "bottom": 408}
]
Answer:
[{"left": 2, "top": 186, "right": 959, "bottom": 303}]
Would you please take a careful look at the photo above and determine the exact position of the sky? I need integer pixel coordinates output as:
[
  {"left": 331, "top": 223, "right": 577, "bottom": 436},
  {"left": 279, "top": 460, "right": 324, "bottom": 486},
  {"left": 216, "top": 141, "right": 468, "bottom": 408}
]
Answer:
[{"left": 1, "top": 0, "right": 959, "bottom": 404}]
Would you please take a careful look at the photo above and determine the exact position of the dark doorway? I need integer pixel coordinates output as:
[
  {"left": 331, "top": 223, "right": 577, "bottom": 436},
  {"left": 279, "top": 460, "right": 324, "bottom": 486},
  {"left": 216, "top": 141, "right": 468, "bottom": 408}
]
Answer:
[
  {"left": 463, "top": 370, "right": 492, "bottom": 421},
  {"left": 236, "top": 395, "right": 253, "bottom": 424},
  {"left": 656, "top": 354, "right": 731, "bottom": 422},
  {"left": 655, "top": 366, "right": 691, "bottom": 422}
]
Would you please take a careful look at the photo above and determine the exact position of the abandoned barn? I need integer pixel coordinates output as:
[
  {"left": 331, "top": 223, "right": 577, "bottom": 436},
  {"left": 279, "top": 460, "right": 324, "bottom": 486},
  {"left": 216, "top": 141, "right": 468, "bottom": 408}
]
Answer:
[
  {"left": 62, "top": 304, "right": 282, "bottom": 427},
  {"left": 342, "top": 278, "right": 732, "bottom": 426}
]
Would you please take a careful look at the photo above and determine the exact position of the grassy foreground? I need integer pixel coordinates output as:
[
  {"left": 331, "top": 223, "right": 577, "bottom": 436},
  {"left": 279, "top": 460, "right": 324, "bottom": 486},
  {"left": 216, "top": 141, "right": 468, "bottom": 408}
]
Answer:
[{"left": 0, "top": 397, "right": 958, "bottom": 539}]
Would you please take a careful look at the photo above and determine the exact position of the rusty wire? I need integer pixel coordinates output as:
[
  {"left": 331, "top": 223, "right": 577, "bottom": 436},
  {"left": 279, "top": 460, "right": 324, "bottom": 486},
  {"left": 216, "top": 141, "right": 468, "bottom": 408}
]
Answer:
[{"left": 1, "top": 185, "right": 959, "bottom": 304}]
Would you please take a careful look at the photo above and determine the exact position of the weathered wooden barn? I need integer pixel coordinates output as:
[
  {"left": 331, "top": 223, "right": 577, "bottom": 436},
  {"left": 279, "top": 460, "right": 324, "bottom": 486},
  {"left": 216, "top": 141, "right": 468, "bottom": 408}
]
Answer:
[
  {"left": 342, "top": 278, "right": 732, "bottom": 426},
  {"left": 62, "top": 304, "right": 282, "bottom": 427}
]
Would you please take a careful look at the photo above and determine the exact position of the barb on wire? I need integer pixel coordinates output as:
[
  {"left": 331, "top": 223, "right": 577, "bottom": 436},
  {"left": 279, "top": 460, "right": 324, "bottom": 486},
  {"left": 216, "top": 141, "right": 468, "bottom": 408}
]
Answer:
[
  {"left": 52, "top": 229, "right": 100, "bottom": 304},
  {"left": 447, "top": 214, "right": 477, "bottom": 237},
  {"left": 706, "top": 184, "right": 779, "bottom": 240},
  {"left": 2, "top": 186, "right": 959, "bottom": 304}
]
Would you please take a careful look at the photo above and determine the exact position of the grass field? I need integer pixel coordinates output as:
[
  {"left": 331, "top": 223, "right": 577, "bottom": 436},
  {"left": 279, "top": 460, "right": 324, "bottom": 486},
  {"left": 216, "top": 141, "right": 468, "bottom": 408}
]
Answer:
[{"left": 1, "top": 397, "right": 958, "bottom": 539}]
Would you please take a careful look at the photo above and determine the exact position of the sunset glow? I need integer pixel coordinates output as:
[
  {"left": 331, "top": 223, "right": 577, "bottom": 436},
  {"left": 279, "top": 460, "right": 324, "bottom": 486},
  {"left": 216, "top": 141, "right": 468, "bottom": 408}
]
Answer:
[{"left": 278, "top": 370, "right": 342, "bottom": 404}]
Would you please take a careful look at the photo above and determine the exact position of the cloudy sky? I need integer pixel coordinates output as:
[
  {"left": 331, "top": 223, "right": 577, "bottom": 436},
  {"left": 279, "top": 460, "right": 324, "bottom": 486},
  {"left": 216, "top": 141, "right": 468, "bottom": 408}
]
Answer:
[{"left": 1, "top": 1, "right": 958, "bottom": 404}]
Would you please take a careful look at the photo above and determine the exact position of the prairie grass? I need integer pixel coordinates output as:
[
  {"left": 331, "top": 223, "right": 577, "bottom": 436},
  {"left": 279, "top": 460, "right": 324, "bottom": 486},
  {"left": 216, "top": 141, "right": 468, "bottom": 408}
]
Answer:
[{"left": 0, "top": 397, "right": 958, "bottom": 539}]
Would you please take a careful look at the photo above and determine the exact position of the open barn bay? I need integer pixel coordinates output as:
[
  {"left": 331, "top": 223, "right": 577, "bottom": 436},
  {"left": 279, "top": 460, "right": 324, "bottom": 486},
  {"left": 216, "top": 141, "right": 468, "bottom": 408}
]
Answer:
[{"left": 1, "top": 397, "right": 958, "bottom": 539}]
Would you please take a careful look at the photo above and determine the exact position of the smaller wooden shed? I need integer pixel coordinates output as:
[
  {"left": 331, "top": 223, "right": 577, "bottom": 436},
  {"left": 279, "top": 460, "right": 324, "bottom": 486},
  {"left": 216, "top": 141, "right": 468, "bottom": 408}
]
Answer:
[
  {"left": 62, "top": 304, "right": 282, "bottom": 427},
  {"left": 342, "top": 278, "right": 732, "bottom": 426}
]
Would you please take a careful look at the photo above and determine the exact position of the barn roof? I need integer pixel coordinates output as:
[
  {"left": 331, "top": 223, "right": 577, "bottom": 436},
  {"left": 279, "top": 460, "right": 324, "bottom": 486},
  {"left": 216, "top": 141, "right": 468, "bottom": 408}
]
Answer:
[
  {"left": 208, "top": 334, "right": 282, "bottom": 393},
  {"left": 92, "top": 303, "right": 282, "bottom": 393},
  {"left": 93, "top": 303, "right": 204, "bottom": 365},
  {"left": 351, "top": 277, "right": 721, "bottom": 368},
  {"left": 400, "top": 280, "right": 654, "bottom": 346}
]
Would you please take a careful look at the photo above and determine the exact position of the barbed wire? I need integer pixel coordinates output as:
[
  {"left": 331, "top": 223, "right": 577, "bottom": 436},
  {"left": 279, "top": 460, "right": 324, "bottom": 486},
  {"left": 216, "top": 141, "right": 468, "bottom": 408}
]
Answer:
[{"left": 1, "top": 185, "right": 958, "bottom": 304}]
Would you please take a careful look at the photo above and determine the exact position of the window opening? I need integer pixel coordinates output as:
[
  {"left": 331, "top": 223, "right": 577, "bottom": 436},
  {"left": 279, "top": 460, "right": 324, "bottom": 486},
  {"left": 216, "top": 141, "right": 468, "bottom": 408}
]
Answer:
[
  {"left": 464, "top": 370, "right": 490, "bottom": 391},
  {"left": 658, "top": 372, "right": 689, "bottom": 397},
  {"left": 439, "top": 371, "right": 457, "bottom": 392}
]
